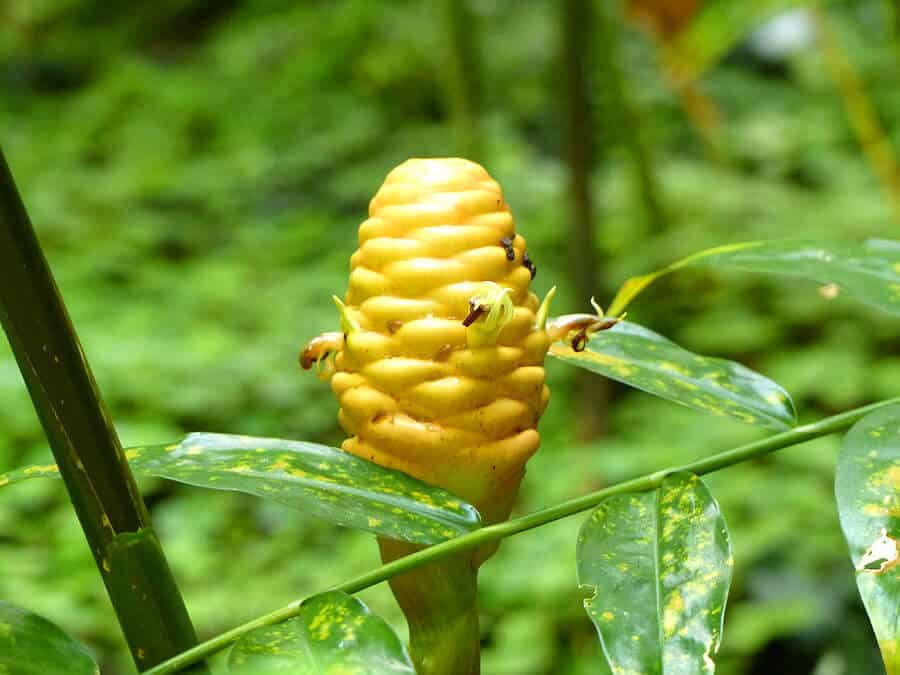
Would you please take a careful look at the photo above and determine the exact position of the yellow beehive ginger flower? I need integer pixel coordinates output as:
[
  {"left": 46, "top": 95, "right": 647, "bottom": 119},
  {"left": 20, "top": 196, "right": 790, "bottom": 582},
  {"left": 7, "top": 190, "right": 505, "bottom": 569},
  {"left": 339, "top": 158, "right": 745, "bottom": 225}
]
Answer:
[
  {"left": 301, "top": 157, "right": 595, "bottom": 674},
  {"left": 302, "top": 157, "right": 554, "bottom": 526}
]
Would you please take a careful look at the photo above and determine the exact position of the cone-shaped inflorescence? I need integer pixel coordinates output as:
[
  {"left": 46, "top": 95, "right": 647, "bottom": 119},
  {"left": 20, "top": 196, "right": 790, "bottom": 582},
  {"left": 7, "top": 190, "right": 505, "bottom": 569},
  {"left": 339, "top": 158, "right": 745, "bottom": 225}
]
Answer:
[
  {"left": 302, "top": 158, "right": 562, "bottom": 674},
  {"left": 303, "top": 158, "right": 555, "bottom": 526}
]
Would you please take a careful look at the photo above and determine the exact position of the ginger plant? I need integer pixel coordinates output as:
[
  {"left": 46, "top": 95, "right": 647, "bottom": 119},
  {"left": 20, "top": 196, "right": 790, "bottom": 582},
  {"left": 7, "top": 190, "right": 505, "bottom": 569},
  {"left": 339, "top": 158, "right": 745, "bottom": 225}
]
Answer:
[{"left": 1, "top": 152, "right": 898, "bottom": 675}]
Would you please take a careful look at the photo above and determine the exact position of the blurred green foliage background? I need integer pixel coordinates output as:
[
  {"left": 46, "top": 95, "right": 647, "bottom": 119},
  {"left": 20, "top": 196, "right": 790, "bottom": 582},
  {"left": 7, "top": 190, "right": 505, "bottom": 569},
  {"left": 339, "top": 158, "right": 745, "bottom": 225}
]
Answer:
[{"left": 1, "top": 1, "right": 898, "bottom": 673}]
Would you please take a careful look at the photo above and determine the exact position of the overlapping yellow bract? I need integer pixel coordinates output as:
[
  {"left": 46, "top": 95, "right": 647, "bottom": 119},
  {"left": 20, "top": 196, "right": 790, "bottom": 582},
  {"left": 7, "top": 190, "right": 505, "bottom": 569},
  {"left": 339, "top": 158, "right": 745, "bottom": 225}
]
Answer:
[{"left": 305, "top": 158, "right": 551, "bottom": 523}]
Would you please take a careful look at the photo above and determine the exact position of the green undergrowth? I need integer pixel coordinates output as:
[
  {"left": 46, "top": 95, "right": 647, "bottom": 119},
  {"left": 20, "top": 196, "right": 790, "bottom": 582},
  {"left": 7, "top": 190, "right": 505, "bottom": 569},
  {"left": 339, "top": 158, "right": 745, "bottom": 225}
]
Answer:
[{"left": 1, "top": 1, "right": 897, "bottom": 673}]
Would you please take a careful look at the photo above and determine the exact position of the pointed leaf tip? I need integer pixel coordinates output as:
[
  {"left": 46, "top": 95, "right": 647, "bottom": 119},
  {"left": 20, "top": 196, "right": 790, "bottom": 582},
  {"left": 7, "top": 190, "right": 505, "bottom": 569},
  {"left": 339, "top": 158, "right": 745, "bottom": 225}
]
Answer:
[
  {"left": 605, "top": 239, "right": 900, "bottom": 317},
  {"left": 550, "top": 320, "right": 796, "bottom": 430}
]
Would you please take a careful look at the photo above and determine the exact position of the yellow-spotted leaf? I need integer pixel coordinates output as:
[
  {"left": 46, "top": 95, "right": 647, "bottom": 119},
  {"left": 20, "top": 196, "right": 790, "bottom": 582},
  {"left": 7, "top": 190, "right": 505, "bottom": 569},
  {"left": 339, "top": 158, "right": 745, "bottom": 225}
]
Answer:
[
  {"left": 550, "top": 321, "right": 796, "bottom": 430},
  {"left": 0, "top": 433, "right": 480, "bottom": 545},
  {"left": 836, "top": 404, "right": 900, "bottom": 674},
  {"left": 607, "top": 239, "right": 900, "bottom": 318},
  {"left": 0, "top": 601, "right": 99, "bottom": 675},
  {"left": 577, "top": 472, "right": 733, "bottom": 675},
  {"left": 228, "top": 591, "right": 414, "bottom": 675}
]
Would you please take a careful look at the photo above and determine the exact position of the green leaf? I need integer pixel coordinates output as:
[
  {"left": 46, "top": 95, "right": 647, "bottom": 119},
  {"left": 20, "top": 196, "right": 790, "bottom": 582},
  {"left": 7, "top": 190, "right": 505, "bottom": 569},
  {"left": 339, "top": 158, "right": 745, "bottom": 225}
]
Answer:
[
  {"left": 228, "top": 591, "right": 414, "bottom": 675},
  {"left": 577, "top": 472, "right": 733, "bottom": 675},
  {"left": 550, "top": 321, "right": 796, "bottom": 430},
  {"left": 835, "top": 404, "right": 900, "bottom": 675},
  {"left": 607, "top": 239, "right": 900, "bottom": 318},
  {"left": 0, "top": 601, "right": 99, "bottom": 675},
  {"left": 0, "top": 433, "right": 481, "bottom": 546}
]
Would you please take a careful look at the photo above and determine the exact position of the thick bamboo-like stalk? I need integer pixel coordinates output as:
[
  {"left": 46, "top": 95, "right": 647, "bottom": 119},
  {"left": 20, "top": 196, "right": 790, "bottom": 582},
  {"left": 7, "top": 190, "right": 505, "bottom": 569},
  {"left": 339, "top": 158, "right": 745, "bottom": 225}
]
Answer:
[
  {"left": 0, "top": 150, "right": 206, "bottom": 673},
  {"left": 814, "top": 5, "right": 900, "bottom": 226},
  {"left": 441, "top": 0, "right": 483, "bottom": 160}
]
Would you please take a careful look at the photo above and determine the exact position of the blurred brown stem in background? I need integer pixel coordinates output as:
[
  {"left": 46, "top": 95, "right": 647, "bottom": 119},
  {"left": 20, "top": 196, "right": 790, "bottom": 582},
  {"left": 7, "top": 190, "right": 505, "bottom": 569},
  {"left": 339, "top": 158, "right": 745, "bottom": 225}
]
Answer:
[
  {"left": 441, "top": 0, "right": 483, "bottom": 161},
  {"left": 814, "top": 4, "right": 900, "bottom": 226},
  {"left": 666, "top": 65, "right": 726, "bottom": 163},
  {"left": 626, "top": 0, "right": 725, "bottom": 163}
]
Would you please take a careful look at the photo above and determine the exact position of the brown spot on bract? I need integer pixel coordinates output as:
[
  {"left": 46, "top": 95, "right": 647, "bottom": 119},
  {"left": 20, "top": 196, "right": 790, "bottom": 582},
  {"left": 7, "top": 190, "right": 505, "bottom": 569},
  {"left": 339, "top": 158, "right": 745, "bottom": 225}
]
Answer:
[{"left": 433, "top": 344, "right": 454, "bottom": 361}]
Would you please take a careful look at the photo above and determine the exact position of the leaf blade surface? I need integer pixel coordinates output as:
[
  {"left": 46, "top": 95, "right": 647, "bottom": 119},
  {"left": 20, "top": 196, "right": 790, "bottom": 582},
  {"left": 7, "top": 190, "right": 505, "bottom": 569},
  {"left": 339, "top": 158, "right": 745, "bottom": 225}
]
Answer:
[
  {"left": 228, "top": 591, "right": 415, "bottom": 675},
  {"left": 0, "top": 601, "right": 99, "bottom": 675},
  {"left": 551, "top": 321, "right": 796, "bottom": 429},
  {"left": 836, "top": 404, "right": 900, "bottom": 674},
  {"left": 0, "top": 433, "right": 481, "bottom": 545},
  {"left": 577, "top": 472, "right": 733, "bottom": 674}
]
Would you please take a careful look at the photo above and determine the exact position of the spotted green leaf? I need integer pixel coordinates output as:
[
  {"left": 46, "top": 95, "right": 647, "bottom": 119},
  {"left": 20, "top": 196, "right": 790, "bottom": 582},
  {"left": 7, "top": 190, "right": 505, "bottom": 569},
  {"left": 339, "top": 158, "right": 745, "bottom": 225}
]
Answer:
[
  {"left": 228, "top": 591, "right": 414, "bottom": 675},
  {"left": 577, "top": 472, "right": 733, "bottom": 675},
  {"left": 607, "top": 239, "right": 900, "bottom": 318},
  {"left": 0, "top": 433, "right": 480, "bottom": 545},
  {"left": 836, "top": 404, "right": 900, "bottom": 675},
  {"left": 0, "top": 601, "right": 99, "bottom": 675},
  {"left": 550, "top": 321, "right": 796, "bottom": 430}
]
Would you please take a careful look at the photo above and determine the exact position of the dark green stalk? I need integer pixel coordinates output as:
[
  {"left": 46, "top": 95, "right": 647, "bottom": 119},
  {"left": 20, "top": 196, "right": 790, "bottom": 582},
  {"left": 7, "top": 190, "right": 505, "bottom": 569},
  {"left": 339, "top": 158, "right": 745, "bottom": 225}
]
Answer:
[
  {"left": 561, "top": 0, "right": 598, "bottom": 322},
  {"left": 886, "top": 0, "right": 900, "bottom": 59},
  {"left": 144, "top": 396, "right": 900, "bottom": 675},
  {"left": 561, "top": 0, "right": 610, "bottom": 438},
  {"left": 441, "top": 0, "right": 482, "bottom": 160},
  {"left": 596, "top": 0, "right": 668, "bottom": 235},
  {"left": 0, "top": 150, "right": 206, "bottom": 673}
]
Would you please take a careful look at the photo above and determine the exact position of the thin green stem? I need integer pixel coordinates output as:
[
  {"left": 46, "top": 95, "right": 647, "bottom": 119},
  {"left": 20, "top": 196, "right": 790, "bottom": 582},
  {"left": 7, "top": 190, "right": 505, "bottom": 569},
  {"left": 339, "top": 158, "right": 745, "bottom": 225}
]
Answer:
[
  {"left": 441, "top": 0, "right": 482, "bottom": 160},
  {"left": 0, "top": 149, "right": 206, "bottom": 673},
  {"left": 143, "top": 396, "right": 900, "bottom": 675}
]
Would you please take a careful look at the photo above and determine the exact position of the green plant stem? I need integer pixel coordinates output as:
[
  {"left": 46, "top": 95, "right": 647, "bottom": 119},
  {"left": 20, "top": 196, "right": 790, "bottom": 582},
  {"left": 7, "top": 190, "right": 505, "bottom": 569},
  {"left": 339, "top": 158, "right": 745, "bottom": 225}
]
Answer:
[
  {"left": 888, "top": 0, "right": 900, "bottom": 54},
  {"left": 597, "top": 0, "right": 668, "bottom": 235},
  {"left": 441, "top": 0, "right": 482, "bottom": 160},
  {"left": 143, "top": 396, "right": 900, "bottom": 675},
  {"left": 379, "top": 539, "right": 480, "bottom": 675},
  {"left": 0, "top": 149, "right": 206, "bottom": 673},
  {"left": 560, "top": 0, "right": 609, "bottom": 439}
]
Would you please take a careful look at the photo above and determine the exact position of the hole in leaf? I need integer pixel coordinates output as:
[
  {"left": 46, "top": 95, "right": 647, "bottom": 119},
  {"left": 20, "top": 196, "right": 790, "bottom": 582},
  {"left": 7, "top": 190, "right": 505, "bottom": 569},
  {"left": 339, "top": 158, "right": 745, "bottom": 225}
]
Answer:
[{"left": 857, "top": 528, "right": 899, "bottom": 574}]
